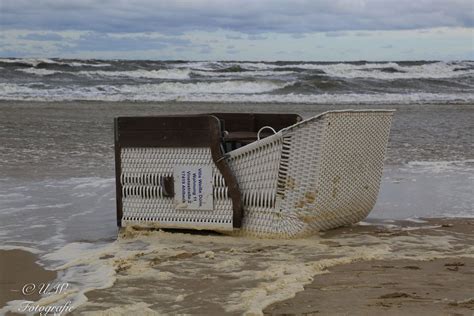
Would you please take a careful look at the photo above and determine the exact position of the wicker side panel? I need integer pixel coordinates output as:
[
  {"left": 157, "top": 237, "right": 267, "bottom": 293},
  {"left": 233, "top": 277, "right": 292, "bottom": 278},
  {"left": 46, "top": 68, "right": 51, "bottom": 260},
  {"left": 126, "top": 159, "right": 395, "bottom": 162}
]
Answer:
[
  {"left": 280, "top": 111, "right": 393, "bottom": 235},
  {"left": 120, "top": 147, "right": 233, "bottom": 230},
  {"left": 226, "top": 135, "right": 284, "bottom": 236}
]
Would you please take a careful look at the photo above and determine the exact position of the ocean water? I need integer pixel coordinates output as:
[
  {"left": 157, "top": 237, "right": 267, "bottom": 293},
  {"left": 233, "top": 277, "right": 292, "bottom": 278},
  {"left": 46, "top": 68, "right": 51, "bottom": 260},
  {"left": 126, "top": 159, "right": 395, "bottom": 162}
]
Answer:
[
  {"left": 0, "top": 59, "right": 473, "bottom": 314},
  {"left": 0, "top": 58, "right": 473, "bottom": 103}
]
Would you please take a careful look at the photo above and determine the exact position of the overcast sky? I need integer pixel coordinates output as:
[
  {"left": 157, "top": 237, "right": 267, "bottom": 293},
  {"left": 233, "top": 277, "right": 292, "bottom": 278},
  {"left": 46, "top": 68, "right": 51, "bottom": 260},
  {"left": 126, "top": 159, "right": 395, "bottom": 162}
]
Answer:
[{"left": 0, "top": 0, "right": 473, "bottom": 60}]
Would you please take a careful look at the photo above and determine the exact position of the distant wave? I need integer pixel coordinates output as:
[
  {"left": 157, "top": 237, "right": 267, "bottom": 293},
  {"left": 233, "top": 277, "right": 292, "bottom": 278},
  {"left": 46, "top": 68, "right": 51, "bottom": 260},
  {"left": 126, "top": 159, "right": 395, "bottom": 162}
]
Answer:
[
  {"left": 1, "top": 83, "right": 473, "bottom": 104},
  {"left": 1, "top": 58, "right": 472, "bottom": 103},
  {"left": 16, "top": 68, "right": 61, "bottom": 76},
  {"left": 237, "top": 61, "right": 474, "bottom": 79},
  {"left": 79, "top": 69, "right": 191, "bottom": 80},
  {"left": 0, "top": 58, "right": 111, "bottom": 68},
  {"left": 191, "top": 69, "right": 296, "bottom": 78},
  {"left": 6, "top": 60, "right": 472, "bottom": 80},
  {"left": 0, "top": 80, "right": 290, "bottom": 99},
  {"left": 0, "top": 58, "right": 60, "bottom": 67},
  {"left": 129, "top": 80, "right": 289, "bottom": 94}
]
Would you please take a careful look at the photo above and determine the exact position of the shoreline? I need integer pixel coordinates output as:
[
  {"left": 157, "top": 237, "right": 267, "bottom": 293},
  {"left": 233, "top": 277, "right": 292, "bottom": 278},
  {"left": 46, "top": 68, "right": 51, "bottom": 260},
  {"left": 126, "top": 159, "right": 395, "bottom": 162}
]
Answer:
[
  {"left": 0, "top": 217, "right": 472, "bottom": 315},
  {"left": 74, "top": 217, "right": 473, "bottom": 315}
]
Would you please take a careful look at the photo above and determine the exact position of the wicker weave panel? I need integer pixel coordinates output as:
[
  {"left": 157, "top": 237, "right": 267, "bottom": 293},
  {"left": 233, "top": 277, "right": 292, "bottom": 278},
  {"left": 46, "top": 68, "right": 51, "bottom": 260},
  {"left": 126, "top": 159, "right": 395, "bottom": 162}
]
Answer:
[
  {"left": 120, "top": 147, "right": 233, "bottom": 230},
  {"left": 279, "top": 111, "right": 393, "bottom": 236},
  {"left": 227, "top": 110, "right": 393, "bottom": 238},
  {"left": 227, "top": 135, "right": 284, "bottom": 235}
]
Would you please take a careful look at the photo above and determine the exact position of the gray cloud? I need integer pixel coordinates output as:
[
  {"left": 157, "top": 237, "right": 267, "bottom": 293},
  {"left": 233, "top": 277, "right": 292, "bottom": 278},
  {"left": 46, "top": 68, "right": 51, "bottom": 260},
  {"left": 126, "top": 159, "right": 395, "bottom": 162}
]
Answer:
[
  {"left": 291, "top": 33, "right": 306, "bottom": 39},
  {"left": 247, "top": 34, "right": 268, "bottom": 40},
  {"left": 57, "top": 32, "right": 191, "bottom": 52},
  {"left": 355, "top": 31, "right": 371, "bottom": 37},
  {"left": 19, "top": 33, "right": 65, "bottom": 41},
  {"left": 2, "top": 0, "right": 472, "bottom": 35},
  {"left": 225, "top": 34, "right": 243, "bottom": 40},
  {"left": 325, "top": 31, "right": 348, "bottom": 37}
]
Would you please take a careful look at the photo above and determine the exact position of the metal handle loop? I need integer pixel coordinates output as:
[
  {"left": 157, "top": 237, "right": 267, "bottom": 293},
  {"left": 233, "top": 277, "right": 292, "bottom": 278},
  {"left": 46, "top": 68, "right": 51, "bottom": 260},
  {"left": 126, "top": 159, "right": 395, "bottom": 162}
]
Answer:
[{"left": 257, "top": 126, "right": 277, "bottom": 140}]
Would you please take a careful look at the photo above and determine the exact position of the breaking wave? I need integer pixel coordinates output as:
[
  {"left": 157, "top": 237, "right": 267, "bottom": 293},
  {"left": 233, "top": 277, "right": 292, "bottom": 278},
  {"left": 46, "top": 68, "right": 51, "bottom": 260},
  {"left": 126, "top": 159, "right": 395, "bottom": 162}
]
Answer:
[{"left": 79, "top": 69, "right": 191, "bottom": 80}]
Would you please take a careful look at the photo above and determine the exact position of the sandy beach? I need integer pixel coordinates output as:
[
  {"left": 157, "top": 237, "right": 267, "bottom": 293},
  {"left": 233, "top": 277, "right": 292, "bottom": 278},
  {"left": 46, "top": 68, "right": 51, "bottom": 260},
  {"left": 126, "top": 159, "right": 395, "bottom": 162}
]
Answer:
[{"left": 72, "top": 218, "right": 474, "bottom": 315}]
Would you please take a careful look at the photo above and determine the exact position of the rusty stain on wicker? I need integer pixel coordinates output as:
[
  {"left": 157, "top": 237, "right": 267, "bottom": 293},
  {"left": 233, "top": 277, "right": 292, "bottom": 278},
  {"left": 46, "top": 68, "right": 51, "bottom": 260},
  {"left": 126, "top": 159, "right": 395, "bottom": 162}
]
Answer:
[{"left": 118, "top": 110, "right": 394, "bottom": 238}]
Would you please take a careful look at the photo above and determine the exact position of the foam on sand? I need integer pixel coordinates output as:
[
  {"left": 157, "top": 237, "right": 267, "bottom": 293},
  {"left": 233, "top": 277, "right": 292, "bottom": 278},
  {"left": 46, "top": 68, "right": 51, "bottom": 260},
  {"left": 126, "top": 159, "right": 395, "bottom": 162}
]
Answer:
[
  {"left": 3, "top": 220, "right": 467, "bottom": 315},
  {"left": 81, "top": 302, "right": 160, "bottom": 316}
]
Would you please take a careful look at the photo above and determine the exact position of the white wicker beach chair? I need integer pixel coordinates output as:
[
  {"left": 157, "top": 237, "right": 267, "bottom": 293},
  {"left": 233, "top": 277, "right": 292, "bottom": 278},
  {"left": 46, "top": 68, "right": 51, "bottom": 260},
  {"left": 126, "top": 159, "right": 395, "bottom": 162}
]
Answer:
[{"left": 115, "top": 110, "right": 394, "bottom": 238}]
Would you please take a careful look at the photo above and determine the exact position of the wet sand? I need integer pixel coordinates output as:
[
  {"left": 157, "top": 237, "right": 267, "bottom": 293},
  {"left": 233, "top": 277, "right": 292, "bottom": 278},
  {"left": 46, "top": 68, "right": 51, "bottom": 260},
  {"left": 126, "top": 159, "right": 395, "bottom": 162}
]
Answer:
[
  {"left": 264, "top": 218, "right": 474, "bottom": 316},
  {"left": 0, "top": 219, "right": 472, "bottom": 315},
  {"left": 264, "top": 257, "right": 474, "bottom": 316},
  {"left": 69, "top": 218, "right": 474, "bottom": 315},
  {"left": 0, "top": 250, "right": 57, "bottom": 309}
]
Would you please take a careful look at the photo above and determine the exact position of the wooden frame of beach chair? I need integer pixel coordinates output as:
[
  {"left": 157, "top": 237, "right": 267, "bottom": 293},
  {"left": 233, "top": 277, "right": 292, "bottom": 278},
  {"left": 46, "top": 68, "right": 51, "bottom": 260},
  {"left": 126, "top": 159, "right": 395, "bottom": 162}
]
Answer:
[{"left": 114, "top": 110, "right": 394, "bottom": 238}]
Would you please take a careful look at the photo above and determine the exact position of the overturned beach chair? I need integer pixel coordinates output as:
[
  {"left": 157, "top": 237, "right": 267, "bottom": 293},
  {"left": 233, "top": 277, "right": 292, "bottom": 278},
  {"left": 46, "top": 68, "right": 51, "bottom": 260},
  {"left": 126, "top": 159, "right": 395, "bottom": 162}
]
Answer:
[{"left": 115, "top": 110, "right": 394, "bottom": 238}]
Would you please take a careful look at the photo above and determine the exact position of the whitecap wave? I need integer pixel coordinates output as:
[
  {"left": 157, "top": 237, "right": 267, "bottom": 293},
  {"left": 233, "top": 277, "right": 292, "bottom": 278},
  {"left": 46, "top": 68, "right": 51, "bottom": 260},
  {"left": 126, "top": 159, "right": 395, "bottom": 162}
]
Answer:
[
  {"left": 0, "top": 58, "right": 111, "bottom": 68},
  {"left": 319, "top": 61, "right": 474, "bottom": 79},
  {"left": 120, "top": 80, "right": 288, "bottom": 94},
  {"left": 236, "top": 61, "right": 474, "bottom": 79},
  {"left": 79, "top": 69, "right": 191, "bottom": 80},
  {"left": 16, "top": 68, "right": 61, "bottom": 76},
  {"left": 1, "top": 82, "right": 473, "bottom": 103},
  {"left": 0, "top": 58, "right": 58, "bottom": 67},
  {"left": 192, "top": 70, "right": 295, "bottom": 78},
  {"left": 65, "top": 61, "right": 111, "bottom": 68},
  {"left": 172, "top": 61, "right": 220, "bottom": 71}
]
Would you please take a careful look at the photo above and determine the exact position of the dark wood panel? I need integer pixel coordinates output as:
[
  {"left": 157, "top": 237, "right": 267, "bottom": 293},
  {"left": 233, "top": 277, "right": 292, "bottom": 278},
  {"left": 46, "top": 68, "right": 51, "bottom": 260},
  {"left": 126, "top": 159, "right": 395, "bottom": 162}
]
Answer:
[
  {"left": 114, "top": 118, "right": 123, "bottom": 227},
  {"left": 118, "top": 130, "right": 211, "bottom": 147},
  {"left": 211, "top": 113, "right": 301, "bottom": 133},
  {"left": 117, "top": 115, "right": 212, "bottom": 131}
]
